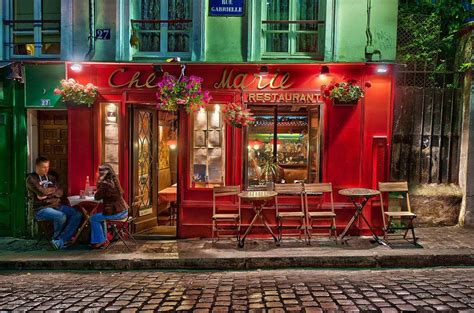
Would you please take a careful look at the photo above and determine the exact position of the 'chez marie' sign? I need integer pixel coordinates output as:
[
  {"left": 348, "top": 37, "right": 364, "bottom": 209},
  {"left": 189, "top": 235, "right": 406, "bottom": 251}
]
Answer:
[{"left": 107, "top": 67, "right": 322, "bottom": 103}]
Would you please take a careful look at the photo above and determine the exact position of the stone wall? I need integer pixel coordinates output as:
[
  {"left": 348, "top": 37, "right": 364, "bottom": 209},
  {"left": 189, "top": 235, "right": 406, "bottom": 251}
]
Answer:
[{"left": 410, "top": 184, "right": 462, "bottom": 227}]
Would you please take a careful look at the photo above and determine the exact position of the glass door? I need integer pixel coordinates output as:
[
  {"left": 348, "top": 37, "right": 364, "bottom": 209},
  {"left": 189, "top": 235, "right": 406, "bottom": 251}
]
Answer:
[
  {"left": 131, "top": 106, "right": 158, "bottom": 233},
  {"left": 245, "top": 105, "right": 321, "bottom": 189}
]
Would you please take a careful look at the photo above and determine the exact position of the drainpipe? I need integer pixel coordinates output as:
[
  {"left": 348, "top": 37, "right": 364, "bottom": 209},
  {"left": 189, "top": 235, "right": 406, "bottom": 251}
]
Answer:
[
  {"left": 85, "top": 0, "right": 96, "bottom": 60},
  {"left": 364, "top": 0, "right": 381, "bottom": 61}
]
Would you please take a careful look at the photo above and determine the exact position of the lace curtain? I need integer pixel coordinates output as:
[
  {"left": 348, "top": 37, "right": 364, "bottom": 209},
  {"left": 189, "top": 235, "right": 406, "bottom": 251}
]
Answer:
[
  {"left": 264, "top": 0, "right": 318, "bottom": 53},
  {"left": 139, "top": 0, "right": 191, "bottom": 53}
]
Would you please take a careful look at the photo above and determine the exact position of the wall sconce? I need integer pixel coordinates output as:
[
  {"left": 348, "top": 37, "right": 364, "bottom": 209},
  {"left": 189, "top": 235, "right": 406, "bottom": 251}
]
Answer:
[
  {"left": 70, "top": 63, "right": 82, "bottom": 72},
  {"left": 376, "top": 65, "right": 389, "bottom": 74},
  {"left": 106, "top": 103, "right": 117, "bottom": 124},
  {"left": 259, "top": 65, "right": 269, "bottom": 76},
  {"left": 153, "top": 64, "right": 163, "bottom": 74},
  {"left": 320, "top": 65, "right": 330, "bottom": 76}
]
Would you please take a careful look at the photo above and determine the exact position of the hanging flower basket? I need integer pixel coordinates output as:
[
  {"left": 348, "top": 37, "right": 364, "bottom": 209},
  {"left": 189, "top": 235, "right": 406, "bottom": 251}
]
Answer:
[
  {"left": 156, "top": 73, "right": 211, "bottom": 113},
  {"left": 322, "top": 80, "right": 371, "bottom": 105},
  {"left": 222, "top": 103, "right": 255, "bottom": 128},
  {"left": 54, "top": 79, "right": 98, "bottom": 107}
]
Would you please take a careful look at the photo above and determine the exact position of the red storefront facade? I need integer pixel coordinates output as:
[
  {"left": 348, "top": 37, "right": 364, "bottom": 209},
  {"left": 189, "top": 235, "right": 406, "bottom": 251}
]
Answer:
[{"left": 65, "top": 62, "right": 394, "bottom": 238}]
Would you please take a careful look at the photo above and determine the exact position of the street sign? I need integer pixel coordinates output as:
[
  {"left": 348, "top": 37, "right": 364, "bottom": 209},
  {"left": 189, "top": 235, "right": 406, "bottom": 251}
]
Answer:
[
  {"left": 209, "top": 0, "right": 245, "bottom": 16},
  {"left": 96, "top": 29, "right": 111, "bottom": 40}
]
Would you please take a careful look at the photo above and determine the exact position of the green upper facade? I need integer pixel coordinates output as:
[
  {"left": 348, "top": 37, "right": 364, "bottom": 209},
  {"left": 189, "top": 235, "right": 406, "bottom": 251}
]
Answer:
[{"left": 1, "top": 0, "right": 398, "bottom": 63}]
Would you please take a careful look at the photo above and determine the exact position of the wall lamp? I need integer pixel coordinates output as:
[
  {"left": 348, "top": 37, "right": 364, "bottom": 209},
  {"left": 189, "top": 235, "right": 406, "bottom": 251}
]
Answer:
[
  {"left": 259, "top": 65, "right": 269, "bottom": 76},
  {"left": 153, "top": 64, "right": 163, "bottom": 74},
  {"left": 376, "top": 65, "right": 389, "bottom": 74},
  {"left": 70, "top": 63, "right": 82, "bottom": 72},
  {"left": 320, "top": 65, "right": 330, "bottom": 76}
]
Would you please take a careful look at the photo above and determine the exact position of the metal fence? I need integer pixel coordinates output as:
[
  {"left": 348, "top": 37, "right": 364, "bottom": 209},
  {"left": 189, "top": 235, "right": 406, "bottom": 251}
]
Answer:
[{"left": 391, "top": 67, "right": 464, "bottom": 184}]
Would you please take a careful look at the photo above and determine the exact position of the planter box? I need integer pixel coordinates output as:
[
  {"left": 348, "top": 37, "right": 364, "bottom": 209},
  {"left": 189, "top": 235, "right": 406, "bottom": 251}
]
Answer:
[{"left": 332, "top": 99, "right": 359, "bottom": 106}]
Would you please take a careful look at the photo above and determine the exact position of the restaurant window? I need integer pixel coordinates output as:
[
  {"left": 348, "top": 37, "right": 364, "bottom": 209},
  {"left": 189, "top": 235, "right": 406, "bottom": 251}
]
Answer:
[
  {"left": 190, "top": 104, "right": 225, "bottom": 188},
  {"left": 3, "top": 0, "right": 61, "bottom": 58},
  {"left": 246, "top": 105, "right": 321, "bottom": 189},
  {"left": 101, "top": 102, "right": 121, "bottom": 176},
  {"left": 260, "top": 0, "right": 324, "bottom": 59},
  {"left": 131, "top": 0, "right": 193, "bottom": 58}
]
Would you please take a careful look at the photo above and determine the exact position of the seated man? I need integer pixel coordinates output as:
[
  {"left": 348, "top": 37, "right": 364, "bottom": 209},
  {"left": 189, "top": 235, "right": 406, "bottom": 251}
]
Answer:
[{"left": 26, "top": 156, "right": 82, "bottom": 249}]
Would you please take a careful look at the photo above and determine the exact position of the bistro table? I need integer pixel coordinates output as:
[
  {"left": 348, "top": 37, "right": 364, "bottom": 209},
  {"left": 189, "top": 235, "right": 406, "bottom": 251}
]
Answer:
[
  {"left": 68, "top": 195, "right": 101, "bottom": 244},
  {"left": 338, "top": 188, "right": 387, "bottom": 246},
  {"left": 238, "top": 191, "right": 278, "bottom": 248},
  {"left": 158, "top": 185, "right": 177, "bottom": 225}
]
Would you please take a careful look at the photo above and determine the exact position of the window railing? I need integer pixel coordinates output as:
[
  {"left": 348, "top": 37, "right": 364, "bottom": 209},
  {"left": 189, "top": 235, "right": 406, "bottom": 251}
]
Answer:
[
  {"left": 3, "top": 19, "right": 61, "bottom": 58},
  {"left": 130, "top": 19, "right": 192, "bottom": 57},
  {"left": 261, "top": 19, "right": 324, "bottom": 58}
]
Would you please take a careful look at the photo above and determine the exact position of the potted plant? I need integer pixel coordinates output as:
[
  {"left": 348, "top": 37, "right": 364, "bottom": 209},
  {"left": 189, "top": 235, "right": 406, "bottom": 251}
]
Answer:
[
  {"left": 222, "top": 102, "right": 255, "bottom": 128},
  {"left": 156, "top": 73, "right": 211, "bottom": 113},
  {"left": 322, "top": 80, "right": 371, "bottom": 105},
  {"left": 259, "top": 155, "right": 282, "bottom": 190},
  {"left": 54, "top": 79, "right": 98, "bottom": 107}
]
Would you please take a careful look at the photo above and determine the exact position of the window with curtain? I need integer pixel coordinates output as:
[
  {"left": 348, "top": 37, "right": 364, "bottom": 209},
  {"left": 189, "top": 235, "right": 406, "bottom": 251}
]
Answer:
[
  {"left": 262, "top": 0, "right": 323, "bottom": 58},
  {"left": 132, "top": 0, "right": 192, "bottom": 58},
  {"left": 4, "top": 0, "right": 61, "bottom": 58},
  {"left": 190, "top": 104, "right": 226, "bottom": 188}
]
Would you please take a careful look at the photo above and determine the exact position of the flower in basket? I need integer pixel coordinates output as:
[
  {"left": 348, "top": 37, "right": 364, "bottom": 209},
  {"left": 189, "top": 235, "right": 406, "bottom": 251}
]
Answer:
[
  {"left": 222, "top": 103, "right": 255, "bottom": 128},
  {"left": 322, "top": 79, "right": 371, "bottom": 103},
  {"left": 156, "top": 73, "right": 211, "bottom": 113},
  {"left": 54, "top": 79, "right": 98, "bottom": 107}
]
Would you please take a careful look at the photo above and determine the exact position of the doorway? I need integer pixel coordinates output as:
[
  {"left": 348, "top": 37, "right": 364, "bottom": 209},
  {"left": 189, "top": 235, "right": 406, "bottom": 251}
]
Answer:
[
  {"left": 27, "top": 110, "right": 68, "bottom": 191},
  {"left": 130, "top": 105, "right": 178, "bottom": 238}
]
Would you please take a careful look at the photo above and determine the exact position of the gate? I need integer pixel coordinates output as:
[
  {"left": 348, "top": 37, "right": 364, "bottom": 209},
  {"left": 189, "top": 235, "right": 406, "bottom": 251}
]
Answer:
[{"left": 391, "top": 66, "right": 464, "bottom": 184}]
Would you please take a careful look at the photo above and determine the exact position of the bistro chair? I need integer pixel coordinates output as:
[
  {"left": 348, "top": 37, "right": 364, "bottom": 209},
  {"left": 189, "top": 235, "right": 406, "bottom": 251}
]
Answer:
[
  {"left": 378, "top": 182, "right": 418, "bottom": 246},
  {"left": 106, "top": 196, "right": 141, "bottom": 251},
  {"left": 212, "top": 185, "right": 241, "bottom": 242},
  {"left": 303, "top": 183, "right": 337, "bottom": 244},
  {"left": 274, "top": 183, "right": 307, "bottom": 243}
]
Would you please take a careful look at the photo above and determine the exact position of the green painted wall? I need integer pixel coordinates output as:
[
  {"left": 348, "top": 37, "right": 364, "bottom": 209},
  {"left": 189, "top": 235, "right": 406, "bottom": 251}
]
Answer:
[
  {"left": 24, "top": 64, "right": 65, "bottom": 108},
  {"left": 333, "top": 0, "right": 398, "bottom": 62},
  {"left": 205, "top": 9, "right": 245, "bottom": 62},
  {"left": 0, "top": 68, "right": 27, "bottom": 237}
]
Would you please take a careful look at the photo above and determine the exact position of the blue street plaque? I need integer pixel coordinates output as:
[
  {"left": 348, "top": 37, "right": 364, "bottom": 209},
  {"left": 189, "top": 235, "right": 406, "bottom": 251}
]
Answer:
[
  {"left": 209, "top": 0, "right": 245, "bottom": 16},
  {"left": 40, "top": 99, "right": 51, "bottom": 107},
  {"left": 96, "top": 29, "right": 111, "bottom": 40}
]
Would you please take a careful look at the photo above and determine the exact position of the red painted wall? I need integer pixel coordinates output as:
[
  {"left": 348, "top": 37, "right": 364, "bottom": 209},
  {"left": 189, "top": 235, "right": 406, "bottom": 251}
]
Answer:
[{"left": 66, "top": 63, "right": 394, "bottom": 238}]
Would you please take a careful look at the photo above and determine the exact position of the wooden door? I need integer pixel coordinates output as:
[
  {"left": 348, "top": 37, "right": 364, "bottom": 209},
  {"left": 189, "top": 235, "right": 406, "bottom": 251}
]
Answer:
[
  {"left": 131, "top": 107, "right": 158, "bottom": 233},
  {"left": 38, "top": 111, "right": 68, "bottom": 190}
]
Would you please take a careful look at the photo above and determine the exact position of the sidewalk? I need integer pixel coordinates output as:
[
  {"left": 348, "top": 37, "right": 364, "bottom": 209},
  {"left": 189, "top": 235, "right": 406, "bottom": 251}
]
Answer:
[{"left": 0, "top": 227, "right": 473, "bottom": 270}]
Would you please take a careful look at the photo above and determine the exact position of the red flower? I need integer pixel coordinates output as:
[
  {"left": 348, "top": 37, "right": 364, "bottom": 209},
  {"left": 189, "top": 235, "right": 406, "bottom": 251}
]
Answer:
[
  {"left": 335, "top": 83, "right": 340, "bottom": 87},
  {"left": 365, "top": 81, "right": 372, "bottom": 88},
  {"left": 324, "top": 90, "right": 330, "bottom": 97},
  {"left": 348, "top": 79, "right": 357, "bottom": 84}
]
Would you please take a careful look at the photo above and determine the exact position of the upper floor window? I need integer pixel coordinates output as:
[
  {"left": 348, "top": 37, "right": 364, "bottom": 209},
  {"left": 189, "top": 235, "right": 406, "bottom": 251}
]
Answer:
[
  {"left": 3, "top": 0, "right": 61, "bottom": 58},
  {"left": 260, "top": 0, "right": 324, "bottom": 59},
  {"left": 131, "top": 0, "right": 193, "bottom": 59}
]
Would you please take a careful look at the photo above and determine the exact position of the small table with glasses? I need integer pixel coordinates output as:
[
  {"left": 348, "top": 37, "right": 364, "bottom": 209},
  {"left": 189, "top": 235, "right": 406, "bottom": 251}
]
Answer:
[
  {"left": 338, "top": 188, "right": 387, "bottom": 246},
  {"left": 238, "top": 191, "right": 279, "bottom": 248},
  {"left": 68, "top": 195, "right": 102, "bottom": 244}
]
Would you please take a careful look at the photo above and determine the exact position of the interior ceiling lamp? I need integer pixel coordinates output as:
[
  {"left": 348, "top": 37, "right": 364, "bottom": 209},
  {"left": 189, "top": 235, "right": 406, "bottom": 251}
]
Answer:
[
  {"left": 70, "top": 63, "right": 82, "bottom": 72},
  {"left": 376, "top": 65, "right": 389, "bottom": 74},
  {"left": 320, "top": 65, "right": 330, "bottom": 76},
  {"left": 259, "top": 65, "right": 269, "bottom": 76}
]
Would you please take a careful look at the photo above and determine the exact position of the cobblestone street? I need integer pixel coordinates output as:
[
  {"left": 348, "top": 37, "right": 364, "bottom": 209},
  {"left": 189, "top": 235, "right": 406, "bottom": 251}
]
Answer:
[{"left": 0, "top": 268, "right": 473, "bottom": 312}]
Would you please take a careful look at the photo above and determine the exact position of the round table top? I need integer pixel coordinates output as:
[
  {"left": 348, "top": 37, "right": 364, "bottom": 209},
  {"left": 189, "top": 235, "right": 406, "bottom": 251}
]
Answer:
[
  {"left": 239, "top": 191, "right": 278, "bottom": 201},
  {"left": 67, "top": 195, "right": 101, "bottom": 206},
  {"left": 338, "top": 188, "right": 380, "bottom": 197}
]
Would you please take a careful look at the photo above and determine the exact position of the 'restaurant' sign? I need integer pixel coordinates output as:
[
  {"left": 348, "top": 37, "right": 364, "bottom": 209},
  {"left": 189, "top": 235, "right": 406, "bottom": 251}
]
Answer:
[
  {"left": 245, "top": 92, "right": 321, "bottom": 104},
  {"left": 209, "top": 0, "right": 245, "bottom": 16}
]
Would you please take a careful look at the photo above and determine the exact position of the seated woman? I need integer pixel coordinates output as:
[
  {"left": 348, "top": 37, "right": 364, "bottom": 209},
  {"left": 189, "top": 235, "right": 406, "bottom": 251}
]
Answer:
[{"left": 90, "top": 164, "right": 128, "bottom": 249}]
